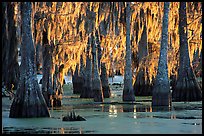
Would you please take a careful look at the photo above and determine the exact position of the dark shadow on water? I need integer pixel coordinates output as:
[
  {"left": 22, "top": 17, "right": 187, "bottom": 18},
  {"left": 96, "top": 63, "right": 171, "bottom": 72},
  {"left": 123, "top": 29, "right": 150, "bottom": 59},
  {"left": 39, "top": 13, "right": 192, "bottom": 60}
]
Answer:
[
  {"left": 3, "top": 126, "right": 95, "bottom": 134},
  {"left": 152, "top": 106, "right": 172, "bottom": 112}
]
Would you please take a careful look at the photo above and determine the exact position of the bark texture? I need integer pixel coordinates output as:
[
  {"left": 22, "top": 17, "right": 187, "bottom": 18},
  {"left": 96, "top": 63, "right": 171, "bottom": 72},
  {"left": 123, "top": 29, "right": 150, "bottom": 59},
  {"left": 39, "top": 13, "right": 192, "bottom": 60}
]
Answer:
[
  {"left": 152, "top": 2, "right": 172, "bottom": 107},
  {"left": 92, "top": 33, "right": 104, "bottom": 102},
  {"left": 122, "top": 2, "right": 135, "bottom": 102},
  {"left": 41, "top": 31, "right": 54, "bottom": 107},
  {"left": 80, "top": 6, "right": 95, "bottom": 98},
  {"left": 52, "top": 63, "right": 63, "bottom": 107},
  {"left": 80, "top": 36, "right": 93, "bottom": 98},
  {"left": 101, "top": 63, "right": 111, "bottom": 98},
  {"left": 72, "top": 64, "right": 84, "bottom": 94},
  {"left": 172, "top": 2, "right": 202, "bottom": 102},
  {"left": 133, "top": 9, "right": 152, "bottom": 96},
  {"left": 9, "top": 2, "right": 50, "bottom": 118}
]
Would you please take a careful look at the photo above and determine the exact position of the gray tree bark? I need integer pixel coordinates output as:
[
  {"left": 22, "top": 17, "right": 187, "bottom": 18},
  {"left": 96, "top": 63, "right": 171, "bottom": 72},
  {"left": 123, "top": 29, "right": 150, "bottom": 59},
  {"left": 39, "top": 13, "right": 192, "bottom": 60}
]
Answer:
[
  {"left": 92, "top": 32, "right": 104, "bottom": 102},
  {"left": 122, "top": 2, "right": 135, "bottom": 102},
  {"left": 152, "top": 2, "right": 171, "bottom": 107},
  {"left": 9, "top": 2, "right": 50, "bottom": 118},
  {"left": 80, "top": 35, "right": 93, "bottom": 98},
  {"left": 172, "top": 2, "right": 202, "bottom": 101}
]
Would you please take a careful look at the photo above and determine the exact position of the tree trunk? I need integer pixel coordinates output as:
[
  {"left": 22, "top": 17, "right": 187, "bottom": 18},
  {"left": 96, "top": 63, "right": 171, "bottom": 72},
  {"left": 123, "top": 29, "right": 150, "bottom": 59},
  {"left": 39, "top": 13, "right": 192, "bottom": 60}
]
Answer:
[
  {"left": 2, "top": 2, "right": 20, "bottom": 91},
  {"left": 52, "top": 63, "right": 63, "bottom": 107},
  {"left": 2, "top": 2, "right": 9, "bottom": 88},
  {"left": 92, "top": 33, "right": 104, "bottom": 102},
  {"left": 41, "top": 30, "right": 54, "bottom": 107},
  {"left": 172, "top": 2, "right": 202, "bottom": 102},
  {"left": 100, "top": 63, "right": 111, "bottom": 98},
  {"left": 9, "top": 2, "right": 50, "bottom": 118},
  {"left": 192, "top": 49, "right": 201, "bottom": 78},
  {"left": 36, "top": 39, "right": 43, "bottom": 74},
  {"left": 80, "top": 36, "right": 93, "bottom": 98},
  {"left": 80, "top": 6, "right": 95, "bottom": 98},
  {"left": 72, "top": 64, "right": 84, "bottom": 94},
  {"left": 122, "top": 2, "right": 135, "bottom": 102},
  {"left": 133, "top": 9, "right": 152, "bottom": 96},
  {"left": 152, "top": 2, "right": 171, "bottom": 107}
]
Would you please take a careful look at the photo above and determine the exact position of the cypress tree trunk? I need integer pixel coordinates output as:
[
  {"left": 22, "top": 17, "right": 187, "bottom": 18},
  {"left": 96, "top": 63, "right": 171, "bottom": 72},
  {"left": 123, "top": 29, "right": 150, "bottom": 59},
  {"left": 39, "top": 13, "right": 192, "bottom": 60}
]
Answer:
[
  {"left": 72, "top": 64, "right": 79, "bottom": 94},
  {"left": 100, "top": 63, "right": 111, "bottom": 98},
  {"left": 53, "top": 63, "right": 63, "bottom": 107},
  {"left": 133, "top": 9, "right": 152, "bottom": 96},
  {"left": 80, "top": 36, "right": 93, "bottom": 98},
  {"left": 2, "top": 2, "right": 9, "bottom": 88},
  {"left": 41, "top": 30, "right": 54, "bottom": 107},
  {"left": 72, "top": 64, "right": 84, "bottom": 94},
  {"left": 92, "top": 33, "right": 104, "bottom": 102},
  {"left": 36, "top": 38, "right": 43, "bottom": 74},
  {"left": 122, "top": 2, "right": 135, "bottom": 102},
  {"left": 152, "top": 2, "right": 171, "bottom": 107},
  {"left": 2, "top": 2, "right": 20, "bottom": 91},
  {"left": 172, "top": 2, "right": 202, "bottom": 102},
  {"left": 9, "top": 2, "right": 50, "bottom": 118},
  {"left": 78, "top": 54, "right": 85, "bottom": 94},
  {"left": 192, "top": 49, "right": 201, "bottom": 78},
  {"left": 80, "top": 6, "right": 95, "bottom": 98}
]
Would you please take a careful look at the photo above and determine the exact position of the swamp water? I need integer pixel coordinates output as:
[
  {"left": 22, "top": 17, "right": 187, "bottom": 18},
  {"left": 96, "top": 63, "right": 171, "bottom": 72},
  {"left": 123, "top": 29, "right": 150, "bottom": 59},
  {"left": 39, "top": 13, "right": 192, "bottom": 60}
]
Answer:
[{"left": 2, "top": 83, "right": 202, "bottom": 134}]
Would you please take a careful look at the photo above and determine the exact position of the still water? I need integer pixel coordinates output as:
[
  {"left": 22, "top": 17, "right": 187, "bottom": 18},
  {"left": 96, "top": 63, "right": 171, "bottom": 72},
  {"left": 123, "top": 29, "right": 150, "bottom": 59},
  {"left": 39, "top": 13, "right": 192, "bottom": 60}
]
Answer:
[{"left": 2, "top": 84, "right": 202, "bottom": 134}]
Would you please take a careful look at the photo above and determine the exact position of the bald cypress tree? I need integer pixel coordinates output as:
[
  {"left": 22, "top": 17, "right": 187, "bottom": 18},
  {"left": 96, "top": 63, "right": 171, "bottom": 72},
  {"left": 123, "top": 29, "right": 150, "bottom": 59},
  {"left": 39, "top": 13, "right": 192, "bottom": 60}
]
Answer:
[
  {"left": 152, "top": 2, "right": 171, "bottom": 107},
  {"left": 122, "top": 2, "right": 135, "bottom": 102},
  {"left": 2, "top": 2, "right": 20, "bottom": 91},
  {"left": 133, "top": 8, "right": 152, "bottom": 96},
  {"left": 9, "top": 2, "right": 50, "bottom": 118},
  {"left": 172, "top": 2, "right": 202, "bottom": 101}
]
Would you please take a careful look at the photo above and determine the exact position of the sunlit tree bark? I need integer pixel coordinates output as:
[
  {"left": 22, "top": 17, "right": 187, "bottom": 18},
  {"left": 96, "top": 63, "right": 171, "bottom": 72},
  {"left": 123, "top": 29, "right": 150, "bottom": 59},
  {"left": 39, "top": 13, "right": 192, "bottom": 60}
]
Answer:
[
  {"left": 122, "top": 2, "right": 135, "bottom": 102},
  {"left": 98, "top": 3, "right": 112, "bottom": 98},
  {"left": 152, "top": 2, "right": 171, "bottom": 107},
  {"left": 172, "top": 2, "right": 202, "bottom": 101},
  {"left": 9, "top": 2, "right": 50, "bottom": 118},
  {"left": 80, "top": 4, "right": 95, "bottom": 98},
  {"left": 36, "top": 34, "right": 43, "bottom": 74},
  {"left": 192, "top": 48, "right": 202, "bottom": 78},
  {"left": 53, "top": 62, "right": 64, "bottom": 107}
]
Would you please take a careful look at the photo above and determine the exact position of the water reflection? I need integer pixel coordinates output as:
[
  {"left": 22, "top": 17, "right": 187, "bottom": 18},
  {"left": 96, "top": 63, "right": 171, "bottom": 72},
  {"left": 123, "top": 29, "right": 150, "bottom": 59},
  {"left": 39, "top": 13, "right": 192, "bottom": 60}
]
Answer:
[
  {"left": 106, "top": 103, "right": 183, "bottom": 119},
  {"left": 121, "top": 104, "right": 152, "bottom": 113},
  {"left": 107, "top": 104, "right": 153, "bottom": 118},
  {"left": 108, "top": 105, "right": 123, "bottom": 118}
]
